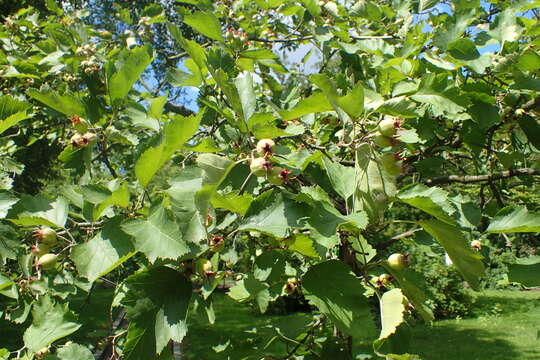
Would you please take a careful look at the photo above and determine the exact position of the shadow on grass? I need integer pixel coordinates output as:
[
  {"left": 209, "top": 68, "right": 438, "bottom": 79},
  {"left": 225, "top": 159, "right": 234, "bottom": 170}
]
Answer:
[
  {"left": 184, "top": 295, "right": 314, "bottom": 359},
  {"left": 411, "top": 323, "right": 530, "bottom": 360},
  {"left": 472, "top": 293, "right": 540, "bottom": 317}
]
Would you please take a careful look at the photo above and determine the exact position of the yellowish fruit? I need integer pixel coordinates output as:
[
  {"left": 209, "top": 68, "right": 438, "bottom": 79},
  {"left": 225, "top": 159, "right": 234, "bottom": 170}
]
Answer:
[
  {"left": 378, "top": 118, "right": 398, "bottom": 137},
  {"left": 32, "top": 227, "right": 58, "bottom": 246},
  {"left": 256, "top": 138, "right": 275, "bottom": 155},
  {"left": 250, "top": 157, "right": 271, "bottom": 177},
  {"left": 387, "top": 253, "right": 409, "bottom": 270},
  {"left": 374, "top": 133, "right": 393, "bottom": 147},
  {"left": 37, "top": 253, "right": 58, "bottom": 270}
]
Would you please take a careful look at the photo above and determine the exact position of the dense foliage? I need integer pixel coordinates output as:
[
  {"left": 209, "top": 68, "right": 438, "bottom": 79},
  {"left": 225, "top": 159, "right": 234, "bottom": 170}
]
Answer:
[{"left": 1, "top": 0, "right": 540, "bottom": 359}]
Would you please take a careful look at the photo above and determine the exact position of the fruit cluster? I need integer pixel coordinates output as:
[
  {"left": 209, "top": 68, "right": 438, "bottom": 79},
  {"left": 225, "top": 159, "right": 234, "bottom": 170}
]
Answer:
[
  {"left": 373, "top": 117, "right": 405, "bottom": 176},
  {"left": 249, "top": 139, "right": 291, "bottom": 185},
  {"left": 31, "top": 227, "right": 59, "bottom": 271},
  {"left": 69, "top": 116, "right": 96, "bottom": 148}
]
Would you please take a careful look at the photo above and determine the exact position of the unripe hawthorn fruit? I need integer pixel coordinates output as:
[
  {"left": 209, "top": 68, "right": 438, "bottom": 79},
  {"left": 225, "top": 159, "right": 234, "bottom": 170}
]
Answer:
[
  {"left": 70, "top": 133, "right": 88, "bottom": 147},
  {"left": 378, "top": 118, "right": 399, "bottom": 137},
  {"left": 35, "top": 347, "right": 50, "bottom": 359},
  {"left": 256, "top": 138, "right": 275, "bottom": 155},
  {"left": 373, "top": 133, "right": 393, "bottom": 148},
  {"left": 99, "top": 30, "right": 112, "bottom": 39},
  {"left": 209, "top": 235, "right": 224, "bottom": 252},
  {"left": 31, "top": 243, "right": 50, "bottom": 257},
  {"left": 470, "top": 240, "right": 482, "bottom": 250},
  {"left": 387, "top": 253, "right": 409, "bottom": 270},
  {"left": 371, "top": 275, "right": 382, "bottom": 287},
  {"left": 196, "top": 259, "right": 214, "bottom": 277},
  {"left": 83, "top": 132, "right": 97, "bottom": 144},
  {"left": 37, "top": 253, "right": 58, "bottom": 270},
  {"left": 283, "top": 278, "right": 298, "bottom": 294},
  {"left": 379, "top": 273, "right": 392, "bottom": 285},
  {"left": 70, "top": 115, "right": 88, "bottom": 132},
  {"left": 32, "top": 227, "right": 58, "bottom": 246},
  {"left": 268, "top": 166, "right": 285, "bottom": 185},
  {"left": 380, "top": 153, "right": 402, "bottom": 176},
  {"left": 250, "top": 157, "right": 271, "bottom": 177}
]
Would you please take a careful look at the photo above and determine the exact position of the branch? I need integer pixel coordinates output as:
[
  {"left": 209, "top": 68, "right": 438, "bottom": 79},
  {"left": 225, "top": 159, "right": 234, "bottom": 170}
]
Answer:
[
  {"left": 424, "top": 168, "right": 539, "bottom": 186},
  {"left": 522, "top": 95, "right": 540, "bottom": 112},
  {"left": 374, "top": 228, "right": 422, "bottom": 250},
  {"left": 164, "top": 102, "right": 195, "bottom": 116},
  {"left": 250, "top": 34, "right": 397, "bottom": 43}
]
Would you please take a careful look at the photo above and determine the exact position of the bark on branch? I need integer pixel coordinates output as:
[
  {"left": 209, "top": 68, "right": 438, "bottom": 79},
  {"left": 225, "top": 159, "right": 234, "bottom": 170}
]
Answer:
[
  {"left": 425, "top": 168, "right": 539, "bottom": 186},
  {"left": 165, "top": 102, "right": 195, "bottom": 117}
]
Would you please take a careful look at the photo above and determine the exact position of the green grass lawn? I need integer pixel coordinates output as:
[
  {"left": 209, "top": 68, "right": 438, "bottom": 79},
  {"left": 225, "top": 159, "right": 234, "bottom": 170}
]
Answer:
[{"left": 184, "top": 290, "right": 540, "bottom": 359}]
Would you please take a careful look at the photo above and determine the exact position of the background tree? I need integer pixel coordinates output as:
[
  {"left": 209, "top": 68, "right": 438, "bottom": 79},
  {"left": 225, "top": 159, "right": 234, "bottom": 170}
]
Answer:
[{"left": 0, "top": 0, "right": 539, "bottom": 359}]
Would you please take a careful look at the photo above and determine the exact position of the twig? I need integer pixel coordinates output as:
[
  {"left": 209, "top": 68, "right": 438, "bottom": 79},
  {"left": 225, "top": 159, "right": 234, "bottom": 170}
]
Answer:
[
  {"left": 424, "top": 168, "right": 539, "bottom": 186},
  {"left": 238, "top": 172, "right": 254, "bottom": 195},
  {"left": 374, "top": 228, "right": 422, "bottom": 250}
]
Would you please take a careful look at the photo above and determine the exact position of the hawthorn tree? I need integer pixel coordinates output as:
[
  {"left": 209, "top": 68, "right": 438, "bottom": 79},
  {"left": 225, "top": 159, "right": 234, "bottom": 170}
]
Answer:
[{"left": 1, "top": 0, "right": 540, "bottom": 359}]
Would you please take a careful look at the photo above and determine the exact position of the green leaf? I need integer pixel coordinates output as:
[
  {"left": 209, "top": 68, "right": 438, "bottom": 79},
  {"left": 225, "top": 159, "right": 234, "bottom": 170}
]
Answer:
[
  {"left": 321, "top": 157, "right": 356, "bottom": 200},
  {"left": 0, "top": 191, "right": 17, "bottom": 219},
  {"left": 487, "top": 206, "right": 540, "bottom": 233},
  {"left": 447, "top": 39, "right": 480, "bottom": 61},
  {"left": 106, "top": 46, "right": 153, "bottom": 108},
  {"left": 354, "top": 145, "right": 397, "bottom": 222},
  {"left": 183, "top": 11, "right": 223, "bottom": 41},
  {"left": 135, "top": 113, "right": 202, "bottom": 187},
  {"left": 379, "top": 288, "right": 406, "bottom": 340},
  {"left": 123, "top": 320, "right": 157, "bottom": 360},
  {"left": 238, "top": 190, "right": 308, "bottom": 238},
  {"left": 23, "top": 296, "right": 81, "bottom": 352},
  {"left": 253, "top": 250, "right": 285, "bottom": 283},
  {"left": 121, "top": 204, "right": 189, "bottom": 262},
  {"left": 507, "top": 256, "right": 540, "bottom": 287},
  {"left": 209, "top": 69, "right": 245, "bottom": 125},
  {"left": 487, "top": 8, "right": 523, "bottom": 44},
  {"left": 58, "top": 145, "right": 92, "bottom": 174},
  {"left": 382, "top": 267, "right": 434, "bottom": 322},
  {"left": 0, "top": 95, "right": 31, "bottom": 119},
  {"left": 7, "top": 195, "right": 68, "bottom": 227},
  {"left": 228, "top": 276, "right": 268, "bottom": 302},
  {"left": 93, "top": 183, "right": 130, "bottom": 220},
  {"left": 72, "top": 217, "right": 136, "bottom": 282},
  {"left": 310, "top": 75, "right": 364, "bottom": 119},
  {"left": 411, "top": 74, "right": 468, "bottom": 116},
  {"left": 211, "top": 192, "right": 253, "bottom": 216},
  {"left": 302, "top": 260, "right": 377, "bottom": 337},
  {"left": 247, "top": 113, "right": 287, "bottom": 139},
  {"left": 0, "top": 111, "right": 31, "bottom": 135},
  {"left": 377, "top": 96, "right": 420, "bottom": 118},
  {"left": 337, "top": 82, "right": 364, "bottom": 119},
  {"left": 239, "top": 49, "right": 278, "bottom": 60},
  {"left": 166, "top": 61, "right": 202, "bottom": 87},
  {"left": 235, "top": 71, "right": 256, "bottom": 122},
  {"left": 0, "top": 273, "right": 13, "bottom": 292},
  {"left": 517, "top": 50, "right": 540, "bottom": 72},
  {"left": 295, "top": 185, "right": 368, "bottom": 238},
  {"left": 121, "top": 266, "right": 192, "bottom": 356},
  {"left": 148, "top": 96, "right": 167, "bottom": 121},
  {"left": 517, "top": 115, "right": 540, "bottom": 150},
  {"left": 195, "top": 153, "right": 234, "bottom": 185},
  {"left": 397, "top": 184, "right": 456, "bottom": 225},
  {"left": 0, "top": 95, "right": 32, "bottom": 135},
  {"left": 27, "top": 89, "right": 86, "bottom": 117},
  {"left": 350, "top": 0, "right": 382, "bottom": 19},
  {"left": 285, "top": 234, "right": 319, "bottom": 258},
  {"left": 279, "top": 92, "right": 333, "bottom": 121},
  {"left": 56, "top": 343, "right": 93, "bottom": 360},
  {"left": 167, "top": 23, "right": 207, "bottom": 71},
  {"left": 420, "top": 219, "right": 485, "bottom": 290}
]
